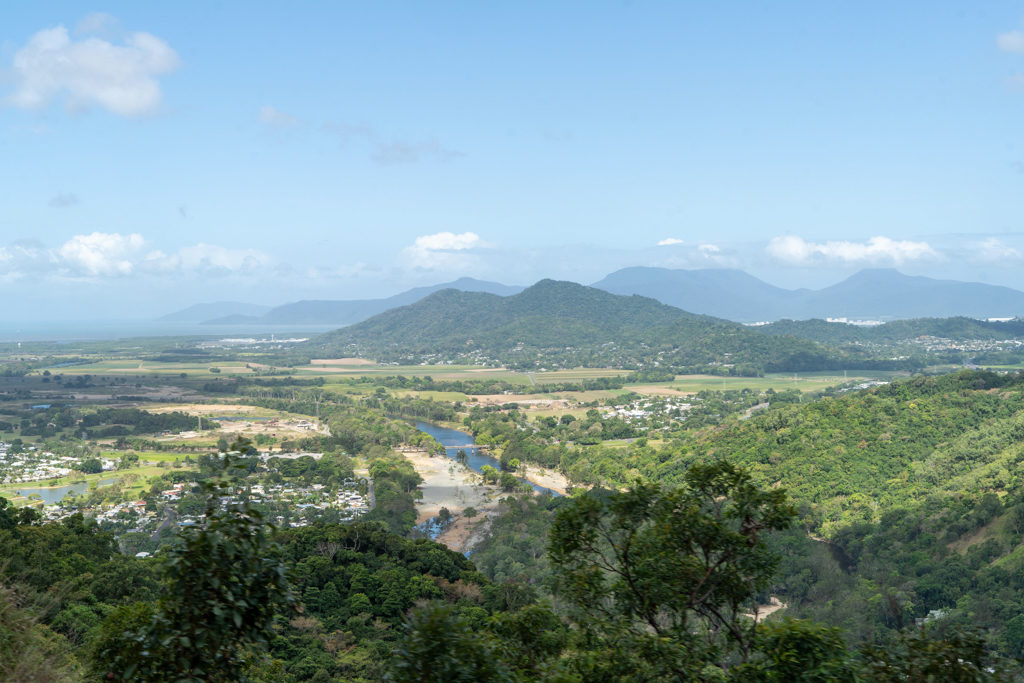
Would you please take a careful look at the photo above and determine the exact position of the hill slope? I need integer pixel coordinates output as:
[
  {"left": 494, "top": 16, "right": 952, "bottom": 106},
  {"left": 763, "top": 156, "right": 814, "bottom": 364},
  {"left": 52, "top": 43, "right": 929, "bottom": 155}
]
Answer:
[{"left": 308, "top": 279, "right": 837, "bottom": 371}]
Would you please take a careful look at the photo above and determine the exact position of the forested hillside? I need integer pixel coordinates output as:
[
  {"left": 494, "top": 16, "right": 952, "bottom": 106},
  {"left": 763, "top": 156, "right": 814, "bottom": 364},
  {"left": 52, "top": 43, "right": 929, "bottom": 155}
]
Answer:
[
  {"left": 308, "top": 279, "right": 867, "bottom": 373},
  {"left": 465, "top": 370, "right": 1024, "bottom": 656}
]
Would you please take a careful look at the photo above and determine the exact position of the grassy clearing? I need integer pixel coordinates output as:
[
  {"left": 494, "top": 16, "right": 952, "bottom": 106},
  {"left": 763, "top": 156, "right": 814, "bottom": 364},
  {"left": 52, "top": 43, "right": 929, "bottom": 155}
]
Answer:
[
  {"left": 98, "top": 450, "right": 191, "bottom": 463},
  {"left": 394, "top": 390, "right": 471, "bottom": 402},
  {"left": 145, "top": 403, "right": 306, "bottom": 419},
  {"left": 39, "top": 359, "right": 258, "bottom": 376},
  {"left": 37, "top": 355, "right": 633, "bottom": 388},
  {"left": 631, "top": 372, "right": 900, "bottom": 395},
  {"left": 292, "top": 363, "right": 628, "bottom": 385},
  {"left": 0, "top": 463, "right": 193, "bottom": 502},
  {"left": 541, "top": 389, "right": 628, "bottom": 402}
]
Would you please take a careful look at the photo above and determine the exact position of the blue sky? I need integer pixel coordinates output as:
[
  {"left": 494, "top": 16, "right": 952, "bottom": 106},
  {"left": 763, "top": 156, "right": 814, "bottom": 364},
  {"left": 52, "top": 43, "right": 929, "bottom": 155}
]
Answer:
[{"left": 3, "top": 2, "right": 1024, "bottom": 318}]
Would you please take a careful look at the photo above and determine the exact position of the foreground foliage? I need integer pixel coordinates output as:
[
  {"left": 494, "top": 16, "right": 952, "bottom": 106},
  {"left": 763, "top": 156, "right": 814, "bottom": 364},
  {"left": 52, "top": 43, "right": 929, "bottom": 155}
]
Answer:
[{"left": 93, "top": 439, "right": 295, "bottom": 682}]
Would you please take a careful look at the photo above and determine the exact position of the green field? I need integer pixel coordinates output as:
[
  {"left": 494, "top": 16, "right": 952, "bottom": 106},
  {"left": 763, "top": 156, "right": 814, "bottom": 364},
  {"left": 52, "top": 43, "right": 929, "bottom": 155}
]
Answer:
[
  {"left": 40, "top": 359, "right": 258, "bottom": 376},
  {"left": 39, "top": 357, "right": 631, "bottom": 387},
  {"left": 633, "top": 371, "right": 902, "bottom": 395},
  {"left": 0, "top": 461, "right": 196, "bottom": 505},
  {"left": 394, "top": 390, "right": 471, "bottom": 402}
]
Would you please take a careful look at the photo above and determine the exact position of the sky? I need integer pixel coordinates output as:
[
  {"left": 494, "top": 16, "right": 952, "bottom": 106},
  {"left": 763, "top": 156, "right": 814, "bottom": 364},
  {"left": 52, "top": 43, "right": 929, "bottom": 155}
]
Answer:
[{"left": 3, "top": 2, "right": 1024, "bottom": 319}]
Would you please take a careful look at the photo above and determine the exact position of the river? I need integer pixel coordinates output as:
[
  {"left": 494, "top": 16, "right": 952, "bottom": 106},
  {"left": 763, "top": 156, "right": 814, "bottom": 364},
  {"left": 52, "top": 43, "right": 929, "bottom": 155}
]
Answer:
[{"left": 415, "top": 422, "right": 561, "bottom": 497}]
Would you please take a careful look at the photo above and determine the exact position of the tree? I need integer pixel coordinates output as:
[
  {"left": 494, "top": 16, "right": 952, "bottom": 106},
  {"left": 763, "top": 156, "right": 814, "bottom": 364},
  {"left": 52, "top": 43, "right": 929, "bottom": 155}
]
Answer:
[
  {"left": 0, "top": 495, "right": 39, "bottom": 529},
  {"left": 481, "top": 465, "right": 499, "bottom": 484},
  {"left": 387, "top": 602, "right": 513, "bottom": 682},
  {"left": 734, "top": 618, "right": 856, "bottom": 682},
  {"left": 548, "top": 461, "right": 796, "bottom": 679},
  {"left": 78, "top": 458, "right": 103, "bottom": 474},
  {"left": 93, "top": 438, "right": 295, "bottom": 681},
  {"left": 859, "top": 625, "right": 1019, "bottom": 682},
  {"left": 118, "top": 451, "right": 139, "bottom": 470}
]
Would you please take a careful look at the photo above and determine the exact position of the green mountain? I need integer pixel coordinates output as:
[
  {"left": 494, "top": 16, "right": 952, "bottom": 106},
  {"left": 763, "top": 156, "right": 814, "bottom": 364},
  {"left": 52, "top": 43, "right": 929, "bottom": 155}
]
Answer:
[{"left": 308, "top": 279, "right": 841, "bottom": 372}]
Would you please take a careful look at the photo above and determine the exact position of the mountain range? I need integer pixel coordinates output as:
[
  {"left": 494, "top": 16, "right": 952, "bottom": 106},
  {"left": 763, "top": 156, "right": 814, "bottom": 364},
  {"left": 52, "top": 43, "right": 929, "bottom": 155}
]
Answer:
[
  {"left": 161, "top": 268, "right": 1024, "bottom": 328},
  {"left": 163, "top": 278, "right": 524, "bottom": 326},
  {"left": 592, "top": 267, "right": 1024, "bottom": 321}
]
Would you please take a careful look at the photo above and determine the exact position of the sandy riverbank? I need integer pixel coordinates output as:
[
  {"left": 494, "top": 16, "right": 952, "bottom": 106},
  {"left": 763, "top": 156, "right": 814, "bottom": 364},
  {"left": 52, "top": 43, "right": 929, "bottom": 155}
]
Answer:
[
  {"left": 403, "top": 450, "right": 500, "bottom": 525},
  {"left": 403, "top": 449, "right": 572, "bottom": 552},
  {"left": 519, "top": 464, "right": 571, "bottom": 495}
]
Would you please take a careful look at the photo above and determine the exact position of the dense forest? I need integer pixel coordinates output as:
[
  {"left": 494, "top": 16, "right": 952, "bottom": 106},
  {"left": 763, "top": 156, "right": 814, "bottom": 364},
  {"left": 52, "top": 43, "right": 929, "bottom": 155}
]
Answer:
[
  {"left": 460, "top": 370, "right": 1024, "bottom": 661},
  {"left": 7, "top": 366, "right": 1024, "bottom": 679},
  {"left": 4, "top": 454, "right": 1017, "bottom": 681}
]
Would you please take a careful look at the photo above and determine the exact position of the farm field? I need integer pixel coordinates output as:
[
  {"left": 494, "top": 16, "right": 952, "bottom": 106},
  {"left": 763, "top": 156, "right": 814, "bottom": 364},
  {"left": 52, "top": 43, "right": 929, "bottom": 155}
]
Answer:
[
  {"left": 38, "top": 359, "right": 260, "bottom": 376},
  {"left": 146, "top": 403, "right": 307, "bottom": 420},
  {"left": 632, "top": 371, "right": 902, "bottom": 396},
  {"left": 37, "top": 356, "right": 633, "bottom": 387},
  {"left": 295, "top": 362, "right": 628, "bottom": 385}
]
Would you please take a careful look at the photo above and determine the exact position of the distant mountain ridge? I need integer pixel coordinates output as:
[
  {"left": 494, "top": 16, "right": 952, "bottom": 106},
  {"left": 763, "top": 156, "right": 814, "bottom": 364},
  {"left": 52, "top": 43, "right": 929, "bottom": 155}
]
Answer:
[
  {"left": 201, "top": 277, "right": 523, "bottom": 326},
  {"left": 592, "top": 267, "right": 1024, "bottom": 321},
  {"left": 158, "top": 301, "right": 272, "bottom": 322},
  {"left": 166, "top": 269, "right": 1024, "bottom": 329}
]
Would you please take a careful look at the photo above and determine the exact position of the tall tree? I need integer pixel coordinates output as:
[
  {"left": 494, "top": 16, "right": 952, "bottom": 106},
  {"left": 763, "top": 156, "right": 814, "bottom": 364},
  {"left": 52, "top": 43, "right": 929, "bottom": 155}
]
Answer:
[{"left": 548, "top": 461, "right": 796, "bottom": 680}]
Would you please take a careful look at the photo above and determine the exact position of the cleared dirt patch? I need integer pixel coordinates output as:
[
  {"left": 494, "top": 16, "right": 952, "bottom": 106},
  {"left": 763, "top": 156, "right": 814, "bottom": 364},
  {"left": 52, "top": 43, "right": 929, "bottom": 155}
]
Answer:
[
  {"left": 467, "top": 394, "right": 572, "bottom": 409},
  {"left": 310, "top": 358, "right": 376, "bottom": 366}
]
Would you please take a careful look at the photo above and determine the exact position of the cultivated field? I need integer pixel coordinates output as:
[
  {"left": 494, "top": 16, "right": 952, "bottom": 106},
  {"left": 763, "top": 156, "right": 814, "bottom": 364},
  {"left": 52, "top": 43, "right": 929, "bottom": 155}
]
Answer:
[{"left": 632, "top": 371, "right": 901, "bottom": 396}]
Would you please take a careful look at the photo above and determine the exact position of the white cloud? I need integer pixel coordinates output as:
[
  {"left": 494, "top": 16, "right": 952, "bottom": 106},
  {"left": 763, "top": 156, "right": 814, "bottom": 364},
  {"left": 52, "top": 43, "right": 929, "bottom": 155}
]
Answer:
[
  {"left": 0, "top": 233, "right": 271, "bottom": 280},
  {"left": 58, "top": 232, "right": 145, "bottom": 276},
  {"left": 6, "top": 22, "right": 179, "bottom": 116},
  {"left": 0, "top": 241, "right": 54, "bottom": 280},
  {"left": 145, "top": 243, "right": 271, "bottom": 274},
  {"left": 401, "top": 231, "right": 486, "bottom": 270},
  {"left": 998, "top": 29, "right": 1024, "bottom": 55},
  {"left": 698, "top": 243, "right": 720, "bottom": 254},
  {"left": 658, "top": 238, "right": 684, "bottom": 246},
  {"left": 414, "top": 232, "right": 483, "bottom": 251},
  {"left": 971, "top": 237, "right": 1022, "bottom": 265},
  {"left": 259, "top": 105, "right": 300, "bottom": 128},
  {"left": 766, "top": 235, "right": 941, "bottom": 266}
]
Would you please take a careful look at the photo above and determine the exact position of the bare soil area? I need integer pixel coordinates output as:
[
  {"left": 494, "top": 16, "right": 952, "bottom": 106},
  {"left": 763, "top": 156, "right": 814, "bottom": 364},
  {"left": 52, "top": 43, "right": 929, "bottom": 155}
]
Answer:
[
  {"left": 520, "top": 465, "right": 571, "bottom": 495},
  {"left": 403, "top": 449, "right": 572, "bottom": 552},
  {"left": 467, "top": 395, "right": 572, "bottom": 410},
  {"left": 403, "top": 450, "right": 499, "bottom": 525},
  {"left": 310, "top": 358, "right": 376, "bottom": 366}
]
